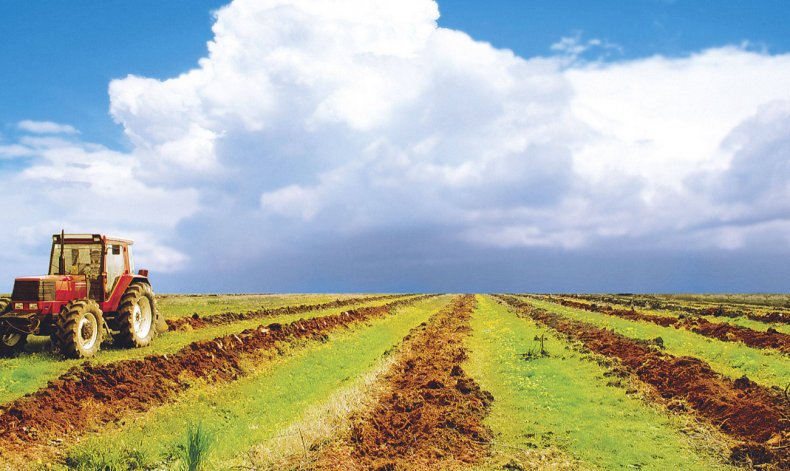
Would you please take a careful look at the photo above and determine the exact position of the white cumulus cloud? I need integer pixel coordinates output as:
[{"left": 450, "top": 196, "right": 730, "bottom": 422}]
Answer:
[
  {"left": 0, "top": 134, "right": 200, "bottom": 276},
  {"left": 103, "top": 0, "right": 790, "bottom": 260}
]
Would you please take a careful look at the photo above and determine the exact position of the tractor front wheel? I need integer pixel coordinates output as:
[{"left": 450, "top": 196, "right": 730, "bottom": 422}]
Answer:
[
  {"left": 55, "top": 300, "right": 104, "bottom": 359},
  {"left": 0, "top": 297, "right": 26, "bottom": 357},
  {"left": 0, "top": 328, "right": 27, "bottom": 357},
  {"left": 114, "top": 282, "right": 157, "bottom": 348}
]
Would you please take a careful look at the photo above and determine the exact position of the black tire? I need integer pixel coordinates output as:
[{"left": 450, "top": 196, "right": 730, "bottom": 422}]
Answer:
[
  {"left": 55, "top": 299, "right": 103, "bottom": 359},
  {"left": 0, "top": 297, "right": 27, "bottom": 357},
  {"left": 114, "top": 282, "right": 157, "bottom": 348}
]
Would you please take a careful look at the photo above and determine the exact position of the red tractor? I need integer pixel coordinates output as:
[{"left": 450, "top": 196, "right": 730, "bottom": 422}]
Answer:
[{"left": 0, "top": 233, "right": 167, "bottom": 358}]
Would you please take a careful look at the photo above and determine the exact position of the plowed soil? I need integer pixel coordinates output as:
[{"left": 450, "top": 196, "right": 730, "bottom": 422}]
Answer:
[
  {"left": 166, "top": 293, "right": 407, "bottom": 330},
  {"left": 546, "top": 297, "right": 790, "bottom": 354},
  {"left": 499, "top": 296, "right": 790, "bottom": 469},
  {"left": 0, "top": 295, "right": 434, "bottom": 467},
  {"left": 315, "top": 295, "right": 493, "bottom": 470},
  {"left": 570, "top": 294, "right": 790, "bottom": 325}
]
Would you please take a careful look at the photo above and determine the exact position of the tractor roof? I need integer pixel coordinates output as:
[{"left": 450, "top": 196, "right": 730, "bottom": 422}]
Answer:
[{"left": 52, "top": 233, "right": 134, "bottom": 245}]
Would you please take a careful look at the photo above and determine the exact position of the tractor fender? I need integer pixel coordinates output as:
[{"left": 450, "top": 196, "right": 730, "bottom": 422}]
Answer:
[{"left": 106, "top": 276, "right": 166, "bottom": 334}]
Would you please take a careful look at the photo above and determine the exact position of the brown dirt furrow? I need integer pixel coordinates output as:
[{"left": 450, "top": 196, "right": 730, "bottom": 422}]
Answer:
[
  {"left": 165, "top": 293, "right": 409, "bottom": 331},
  {"left": 567, "top": 293, "right": 790, "bottom": 325},
  {"left": 497, "top": 295, "right": 790, "bottom": 469},
  {"left": 0, "top": 295, "right": 436, "bottom": 466},
  {"left": 315, "top": 294, "right": 493, "bottom": 470},
  {"left": 542, "top": 296, "right": 790, "bottom": 354}
]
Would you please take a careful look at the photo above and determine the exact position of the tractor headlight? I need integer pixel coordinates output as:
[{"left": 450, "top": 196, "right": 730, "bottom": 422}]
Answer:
[
  {"left": 29, "top": 303, "right": 38, "bottom": 310},
  {"left": 14, "top": 303, "right": 23, "bottom": 310}
]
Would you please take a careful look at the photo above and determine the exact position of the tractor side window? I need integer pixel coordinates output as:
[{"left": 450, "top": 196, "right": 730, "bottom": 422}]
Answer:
[{"left": 105, "top": 245, "right": 126, "bottom": 293}]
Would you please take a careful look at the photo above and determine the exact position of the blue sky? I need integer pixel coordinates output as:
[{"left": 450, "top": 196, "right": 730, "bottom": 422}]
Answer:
[
  {"left": 1, "top": 1, "right": 225, "bottom": 149},
  {"left": 1, "top": 1, "right": 789, "bottom": 292}
]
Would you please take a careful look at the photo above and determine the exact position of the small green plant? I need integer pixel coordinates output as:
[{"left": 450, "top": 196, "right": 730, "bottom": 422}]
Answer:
[
  {"left": 180, "top": 421, "right": 213, "bottom": 471},
  {"left": 521, "top": 333, "right": 550, "bottom": 360}
]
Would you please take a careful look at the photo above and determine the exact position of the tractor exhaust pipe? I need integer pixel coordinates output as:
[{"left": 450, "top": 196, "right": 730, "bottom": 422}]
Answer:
[{"left": 58, "top": 229, "right": 66, "bottom": 275}]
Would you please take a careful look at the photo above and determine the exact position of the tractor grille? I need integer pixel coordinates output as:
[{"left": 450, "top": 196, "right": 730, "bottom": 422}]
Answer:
[{"left": 11, "top": 280, "right": 56, "bottom": 302}]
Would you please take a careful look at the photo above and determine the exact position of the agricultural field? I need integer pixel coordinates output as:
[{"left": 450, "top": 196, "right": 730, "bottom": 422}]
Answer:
[{"left": 0, "top": 293, "right": 787, "bottom": 470}]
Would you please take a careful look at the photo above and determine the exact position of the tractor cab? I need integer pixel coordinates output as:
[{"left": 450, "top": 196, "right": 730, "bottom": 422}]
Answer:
[
  {"left": 47, "top": 233, "right": 135, "bottom": 303},
  {"left": 0, "top": 232, "right": 163, "bottom": 358}
]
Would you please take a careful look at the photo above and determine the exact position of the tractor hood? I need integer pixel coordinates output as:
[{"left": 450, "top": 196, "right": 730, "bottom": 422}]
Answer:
[{"left": 11, "top": 275, "right": 85, "bottom": 302}]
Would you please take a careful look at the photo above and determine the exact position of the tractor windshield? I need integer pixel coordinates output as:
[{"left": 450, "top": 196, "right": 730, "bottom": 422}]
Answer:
[{"left": 49, "top": 243, "right": 103, "bottom": 278}]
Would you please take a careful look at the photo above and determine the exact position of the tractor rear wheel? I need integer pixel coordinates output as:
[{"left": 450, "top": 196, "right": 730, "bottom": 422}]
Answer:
[
  {"left": 0, "top": 297, "right": 27, "bottom": 357},
  {"left": 55, "top": 299, "right": 103, "bottom": 358},
  {"left": 114, "top": 282, "right": 157, "bottom": 348}
]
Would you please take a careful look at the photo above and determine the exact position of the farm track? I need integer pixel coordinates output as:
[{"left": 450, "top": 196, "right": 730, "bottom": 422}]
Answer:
[
  {"left": 497, "top": 295, "right": 790, "bottom": 469},
  {"left": 0, "top": 295, "right": 436, "bottom": 467},
  {"left": 315, "top": 294, "right": 493, "bottom": 470},
  {"left": 539, "top": 296, "right": 790, "bottom": 354},
  {"left": 568, "top": 294, "right": 790, "bottom": 325},
  {"left": 165, "top": 293, "right": 409, "bottom": 330}
]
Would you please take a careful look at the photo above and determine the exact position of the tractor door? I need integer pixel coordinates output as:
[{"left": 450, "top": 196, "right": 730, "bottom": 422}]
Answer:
[{"left": 104, "top": 243, "right": 126, "bottom": 298}]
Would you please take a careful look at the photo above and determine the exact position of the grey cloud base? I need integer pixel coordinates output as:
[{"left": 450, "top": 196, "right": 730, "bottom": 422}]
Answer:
[{"left": 156, "top": 230, "right": 790, "bottom": 293}]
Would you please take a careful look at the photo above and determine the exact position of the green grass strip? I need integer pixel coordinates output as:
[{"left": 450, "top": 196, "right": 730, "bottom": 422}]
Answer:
[
  {"left": 528, "top": 298, "right": 790, "bottom": 389},
  {"left": 0, "top": 295, "right": 414, "bottom": 405},
  {"left": 62, "top": 295, "right": 453, "bottom": 470},
  {"left": 465, "top": 296, "right": 732, "bottom": 471}
]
